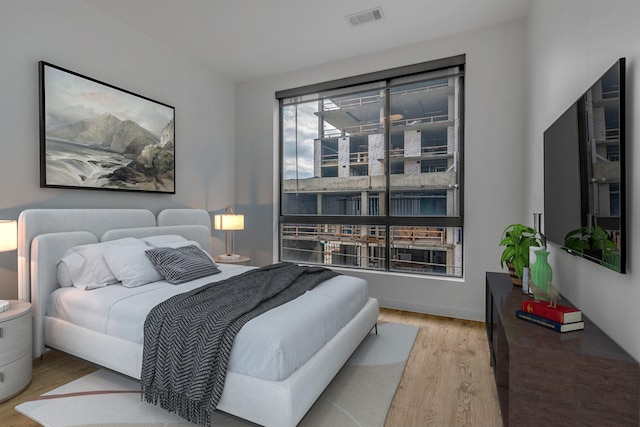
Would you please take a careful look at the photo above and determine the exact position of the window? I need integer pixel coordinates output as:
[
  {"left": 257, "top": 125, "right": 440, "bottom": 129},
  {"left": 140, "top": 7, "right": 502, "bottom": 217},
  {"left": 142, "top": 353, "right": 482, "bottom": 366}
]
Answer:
[{"left": 278, "top": 56, "right": 464, "bottom": 277}]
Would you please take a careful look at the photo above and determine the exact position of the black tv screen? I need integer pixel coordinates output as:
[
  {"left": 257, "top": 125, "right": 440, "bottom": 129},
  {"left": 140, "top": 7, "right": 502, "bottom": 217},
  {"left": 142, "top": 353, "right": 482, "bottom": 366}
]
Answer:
[{"left": 543, "top": 58, "right": 625, "bottom": 273}]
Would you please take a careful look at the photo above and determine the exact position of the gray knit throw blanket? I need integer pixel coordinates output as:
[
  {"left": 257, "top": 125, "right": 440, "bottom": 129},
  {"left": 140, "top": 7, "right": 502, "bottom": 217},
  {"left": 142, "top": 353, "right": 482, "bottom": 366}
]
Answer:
[{"left": 141, "top": 262, "right": 339, "bottom": 425}]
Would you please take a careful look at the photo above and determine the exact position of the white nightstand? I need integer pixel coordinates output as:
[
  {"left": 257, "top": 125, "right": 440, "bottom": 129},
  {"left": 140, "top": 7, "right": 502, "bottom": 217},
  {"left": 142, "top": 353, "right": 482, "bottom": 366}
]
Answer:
[
  {"left": 214, "top": 255, "right": 251, "bottom": 266},
  {"left": 0, "top": 300, "right": 32, "bottom": 402}
]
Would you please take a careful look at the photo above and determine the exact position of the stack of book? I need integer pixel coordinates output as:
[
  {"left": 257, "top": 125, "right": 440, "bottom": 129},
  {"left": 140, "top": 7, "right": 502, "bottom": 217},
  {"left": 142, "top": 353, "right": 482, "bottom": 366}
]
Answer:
[{"left": 516, "top": 299, "right": 584, "bottom": 332}]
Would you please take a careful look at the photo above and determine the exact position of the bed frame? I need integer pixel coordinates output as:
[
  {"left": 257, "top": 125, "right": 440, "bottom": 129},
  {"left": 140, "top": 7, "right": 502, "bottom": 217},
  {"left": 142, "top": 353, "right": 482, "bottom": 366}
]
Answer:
[{"left": 17, "top": 208, "right": 379, "bottom": 427}]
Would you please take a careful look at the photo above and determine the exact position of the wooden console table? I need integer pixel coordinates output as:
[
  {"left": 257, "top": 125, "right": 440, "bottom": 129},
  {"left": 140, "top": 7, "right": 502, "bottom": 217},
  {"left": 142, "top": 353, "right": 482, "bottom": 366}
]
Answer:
[{"left": 485, "top": 272, "right": 639, "bottom": 427}]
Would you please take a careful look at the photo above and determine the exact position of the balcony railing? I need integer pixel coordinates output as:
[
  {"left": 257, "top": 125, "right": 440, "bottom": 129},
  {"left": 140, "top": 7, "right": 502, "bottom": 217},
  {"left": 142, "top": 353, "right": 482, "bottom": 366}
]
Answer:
[
  {"left": 605, "top": 128, "right": 620, "bottom": 140},
  {"left": 321, "top": 145, "right": 450, "bottom": 167},
  {"left": 322, "top": 82, "right": 450, "bottom": 112},
  {"left": 282, "top": 224, "right": 446, "bottom": 245},
  {"left": 391, "top": 227, "right": 446, "bottom": 245},
  {"left": 281, "top": 224, "right": 386, "bottom": 243}
]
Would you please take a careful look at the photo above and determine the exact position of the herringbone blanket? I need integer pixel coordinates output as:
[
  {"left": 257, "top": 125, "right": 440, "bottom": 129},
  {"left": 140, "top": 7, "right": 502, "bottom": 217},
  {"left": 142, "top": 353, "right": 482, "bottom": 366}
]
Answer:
[{"left": 140, "top": 262, "right": 339, "bottom": 425}]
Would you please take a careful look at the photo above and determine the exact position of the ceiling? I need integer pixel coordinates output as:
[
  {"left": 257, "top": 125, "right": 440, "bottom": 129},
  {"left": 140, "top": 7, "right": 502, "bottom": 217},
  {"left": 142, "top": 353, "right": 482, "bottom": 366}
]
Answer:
[{"left": 85, "top": 0, "right": 531, "bottom": 82}]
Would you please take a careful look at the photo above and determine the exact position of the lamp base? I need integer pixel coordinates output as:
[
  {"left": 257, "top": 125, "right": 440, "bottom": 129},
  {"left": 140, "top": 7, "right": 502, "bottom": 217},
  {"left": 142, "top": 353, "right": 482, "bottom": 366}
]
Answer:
[{"left": 217, "top": 254, "right": 241, "bottom": 261}]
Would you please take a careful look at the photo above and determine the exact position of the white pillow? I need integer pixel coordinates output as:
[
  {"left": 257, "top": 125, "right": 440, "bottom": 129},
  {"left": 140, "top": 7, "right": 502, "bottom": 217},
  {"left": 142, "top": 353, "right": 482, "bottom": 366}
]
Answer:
[
  {"left": 56, "top": 253, "right": 80, "bottom": 287},
  {"left": 58, "top": 238, "right": 146, "bottom": 290},
  {"left": 103, "top": 245, "right": 163, "bottom": 288},
  {"left": 142, "top": 235, "right": 187, "bottom": 247}
]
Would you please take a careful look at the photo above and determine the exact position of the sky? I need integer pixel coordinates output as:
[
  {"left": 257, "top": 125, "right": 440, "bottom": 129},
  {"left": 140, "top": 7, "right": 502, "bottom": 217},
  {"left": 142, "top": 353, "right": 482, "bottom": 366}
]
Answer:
[
  {"left": 44, "top": 64, "right": 173, "bottom": 137},
  {"left": 282, "top": 102, "right": 318, "bottom": 180}
]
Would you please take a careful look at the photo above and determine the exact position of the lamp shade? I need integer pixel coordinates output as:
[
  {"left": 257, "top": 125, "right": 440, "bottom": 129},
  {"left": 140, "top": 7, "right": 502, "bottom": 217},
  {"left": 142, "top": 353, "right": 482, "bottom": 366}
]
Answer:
[
  {"left": 214, "top": 214, "right": 245, "bottom": 231},
  {"left": 213, "top": 209, "right": 245, "bottom": 231},
  {"left": 0, "top": 220, "right": 17, "bottom": 252}
]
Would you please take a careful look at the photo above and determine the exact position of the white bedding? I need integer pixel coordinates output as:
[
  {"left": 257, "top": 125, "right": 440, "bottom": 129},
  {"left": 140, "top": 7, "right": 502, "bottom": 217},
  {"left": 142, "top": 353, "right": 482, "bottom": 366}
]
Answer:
[{"left": 46, "top": 264, "right": 369, "bottom": 381}]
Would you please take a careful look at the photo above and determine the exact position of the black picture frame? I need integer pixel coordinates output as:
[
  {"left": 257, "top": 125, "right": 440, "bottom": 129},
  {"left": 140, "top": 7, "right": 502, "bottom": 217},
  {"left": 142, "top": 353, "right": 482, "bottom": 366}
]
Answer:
[{"left": 39, "top": 61, "right": 175, "bottom": 193}]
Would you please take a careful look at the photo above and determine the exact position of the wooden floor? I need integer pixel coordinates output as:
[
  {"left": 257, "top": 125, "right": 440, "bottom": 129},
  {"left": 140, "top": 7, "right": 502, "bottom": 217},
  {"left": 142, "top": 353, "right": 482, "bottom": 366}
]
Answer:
[
  {"left": 0, "top": 308, "right": 502, "bottom": 427},
  {"left": 379, "top": 309, "right": 502, "bottom": 427}
]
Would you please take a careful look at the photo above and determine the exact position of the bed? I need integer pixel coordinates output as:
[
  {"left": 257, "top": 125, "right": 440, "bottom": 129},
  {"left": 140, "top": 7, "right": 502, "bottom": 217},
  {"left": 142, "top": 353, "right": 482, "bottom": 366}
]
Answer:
[{"left": 17, "top": 208, "right": 379, "bottom": 427}]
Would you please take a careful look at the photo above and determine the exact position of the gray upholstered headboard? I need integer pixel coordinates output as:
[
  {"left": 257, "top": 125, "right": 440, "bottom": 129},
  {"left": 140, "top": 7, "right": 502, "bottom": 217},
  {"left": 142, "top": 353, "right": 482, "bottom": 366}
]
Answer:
[{"left": 17, "top": 208, "right": 212, "bottom": 356}]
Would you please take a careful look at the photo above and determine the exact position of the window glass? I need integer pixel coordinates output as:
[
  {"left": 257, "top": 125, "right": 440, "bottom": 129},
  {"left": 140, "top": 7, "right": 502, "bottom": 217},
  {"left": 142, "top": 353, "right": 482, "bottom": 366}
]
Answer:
[
  {"left": 282, "top": 87, "right": 386, "bottom": 216},
  {"left": 390, "top": 226, "right": 463, "bottom": 275},
  {"left": 281, "top": 224, "right": 386, "bottom": 270},
  {"left": 279, "top": 60, "right": 464, "bottom": 277},
  {"left": 388, "top": 76, "right": 461, "bottom": 218}
]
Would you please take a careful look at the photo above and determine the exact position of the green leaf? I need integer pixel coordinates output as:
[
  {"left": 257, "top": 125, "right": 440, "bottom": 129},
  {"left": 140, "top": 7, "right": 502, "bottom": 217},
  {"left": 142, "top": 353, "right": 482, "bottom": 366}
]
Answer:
[{"left": 499, "top": 223, "right": 539, "bottom": 275}]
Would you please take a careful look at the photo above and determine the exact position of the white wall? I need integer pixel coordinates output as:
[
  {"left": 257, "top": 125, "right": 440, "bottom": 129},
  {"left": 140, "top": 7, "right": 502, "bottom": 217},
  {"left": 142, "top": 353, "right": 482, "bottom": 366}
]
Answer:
[
  {"left": 0, "top": 0, "right": 236, "bottom": 298},
  {"left": 525, "top": 0, "right": 640, "bottom": 359},
  {"left": 236, "top": 19, "right": 527, "bottom": 321}
]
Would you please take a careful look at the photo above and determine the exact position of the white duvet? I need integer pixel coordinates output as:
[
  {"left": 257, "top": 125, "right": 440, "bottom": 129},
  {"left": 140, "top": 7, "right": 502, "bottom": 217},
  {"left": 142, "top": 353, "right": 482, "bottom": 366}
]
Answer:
[{"left": 47, "top": 264, "right": 369, "bottom": 381}]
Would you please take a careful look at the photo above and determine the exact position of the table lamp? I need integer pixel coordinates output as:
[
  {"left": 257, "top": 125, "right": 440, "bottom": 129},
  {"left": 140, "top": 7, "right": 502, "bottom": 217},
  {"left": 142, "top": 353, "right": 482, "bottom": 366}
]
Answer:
[{"left": 213, "top": 207, "right": 244, "bottom": 260}]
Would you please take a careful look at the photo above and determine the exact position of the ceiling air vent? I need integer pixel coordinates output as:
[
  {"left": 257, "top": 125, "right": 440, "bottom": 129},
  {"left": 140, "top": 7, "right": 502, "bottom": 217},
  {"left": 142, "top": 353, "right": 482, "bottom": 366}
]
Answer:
[{"left": 346, "top": 7, "right": 384, "bottom": 26}]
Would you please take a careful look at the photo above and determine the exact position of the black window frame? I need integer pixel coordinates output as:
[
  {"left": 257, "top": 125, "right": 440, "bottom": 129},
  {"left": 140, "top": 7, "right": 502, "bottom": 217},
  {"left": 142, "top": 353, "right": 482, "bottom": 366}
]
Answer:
[{"left": 277, "top": 55, "right": 465, "bottom": 275}]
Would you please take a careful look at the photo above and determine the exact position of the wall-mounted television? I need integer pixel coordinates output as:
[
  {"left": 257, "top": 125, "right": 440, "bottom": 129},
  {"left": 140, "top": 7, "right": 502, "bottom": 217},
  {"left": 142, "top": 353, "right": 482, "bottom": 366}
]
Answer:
[{"left": 544, "top": 58, "right": 626, "bottom": 273}]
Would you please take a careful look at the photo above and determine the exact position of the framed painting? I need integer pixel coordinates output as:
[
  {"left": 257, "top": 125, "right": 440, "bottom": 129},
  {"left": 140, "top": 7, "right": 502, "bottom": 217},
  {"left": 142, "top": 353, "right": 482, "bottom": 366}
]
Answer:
[{"left": 39, "top": 61, "right": 175, "bottom": 193}]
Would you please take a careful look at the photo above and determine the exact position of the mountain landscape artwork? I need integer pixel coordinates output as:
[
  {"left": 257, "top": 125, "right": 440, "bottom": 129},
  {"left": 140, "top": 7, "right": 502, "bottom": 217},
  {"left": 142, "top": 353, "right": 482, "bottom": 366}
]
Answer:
[{"left": 40, "top": 62, "right": 175, "bottom": 193}]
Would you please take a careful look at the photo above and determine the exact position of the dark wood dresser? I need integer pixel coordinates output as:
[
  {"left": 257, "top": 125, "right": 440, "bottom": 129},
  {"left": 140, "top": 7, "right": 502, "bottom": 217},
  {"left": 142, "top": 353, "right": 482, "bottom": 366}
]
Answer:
[{"left": 485, "top": 271, "right": 639, "bottom": 427}]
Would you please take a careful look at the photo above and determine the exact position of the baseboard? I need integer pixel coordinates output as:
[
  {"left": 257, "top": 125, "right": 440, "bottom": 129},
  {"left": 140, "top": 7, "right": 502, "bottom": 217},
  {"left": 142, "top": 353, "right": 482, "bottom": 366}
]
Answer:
[{"left": 377, "top": 298, "right": 484, "bottom": 322}]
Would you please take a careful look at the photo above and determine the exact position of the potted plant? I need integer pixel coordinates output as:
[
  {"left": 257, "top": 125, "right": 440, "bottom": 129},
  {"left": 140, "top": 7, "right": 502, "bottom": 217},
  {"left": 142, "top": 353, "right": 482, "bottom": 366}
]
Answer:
[
  {"left": 564, "top": 225, "right": 619, "bottom": 271},
  {"left": 499, "top": 223, "right": 540, "bottom": 286}
]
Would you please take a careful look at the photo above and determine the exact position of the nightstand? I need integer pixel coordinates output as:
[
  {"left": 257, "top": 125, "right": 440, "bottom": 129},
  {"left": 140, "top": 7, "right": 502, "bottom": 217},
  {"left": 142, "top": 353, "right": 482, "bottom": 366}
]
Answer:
[
  {"left": 0, "top": 300, "right": 32, "bottom": 402},
  {"left": 214, "top": 255, "right": 251, "bottom": 265}
]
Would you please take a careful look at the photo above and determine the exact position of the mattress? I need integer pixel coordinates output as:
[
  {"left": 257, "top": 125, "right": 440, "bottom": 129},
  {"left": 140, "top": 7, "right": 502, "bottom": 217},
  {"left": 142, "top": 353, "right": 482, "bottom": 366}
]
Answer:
[{"left": 46, "top": 264, "right": 369, "bottom": 381}]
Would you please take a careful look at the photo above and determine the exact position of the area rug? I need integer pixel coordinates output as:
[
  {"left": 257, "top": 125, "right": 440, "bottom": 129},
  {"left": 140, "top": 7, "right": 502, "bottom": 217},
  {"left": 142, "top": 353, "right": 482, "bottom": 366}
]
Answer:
[{"left": 16, "top": 322, "right": 418, "bottom": 427}]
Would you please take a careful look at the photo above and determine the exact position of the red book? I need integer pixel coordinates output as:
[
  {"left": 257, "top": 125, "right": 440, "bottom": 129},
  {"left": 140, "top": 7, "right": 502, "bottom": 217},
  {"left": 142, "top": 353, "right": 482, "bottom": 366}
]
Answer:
[{"left": 521, "top": 299, "right": 582, "bottom": 324}]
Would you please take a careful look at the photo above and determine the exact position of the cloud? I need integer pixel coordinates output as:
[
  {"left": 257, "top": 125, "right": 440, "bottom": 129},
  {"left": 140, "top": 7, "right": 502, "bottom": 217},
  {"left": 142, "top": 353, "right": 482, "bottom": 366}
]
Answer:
[
  {"left": 44, "top": 66, "right": 173, "bottom": 136},
  {"left": 282, "top": 102, "right": 318, "bottom": 180}
]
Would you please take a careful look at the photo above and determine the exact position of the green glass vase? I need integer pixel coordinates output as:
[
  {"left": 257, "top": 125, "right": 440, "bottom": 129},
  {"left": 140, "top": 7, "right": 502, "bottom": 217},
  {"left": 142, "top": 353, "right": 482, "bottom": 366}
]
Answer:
[{"left": 531, "top": 250, "right": 552, "bottom": 297}]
